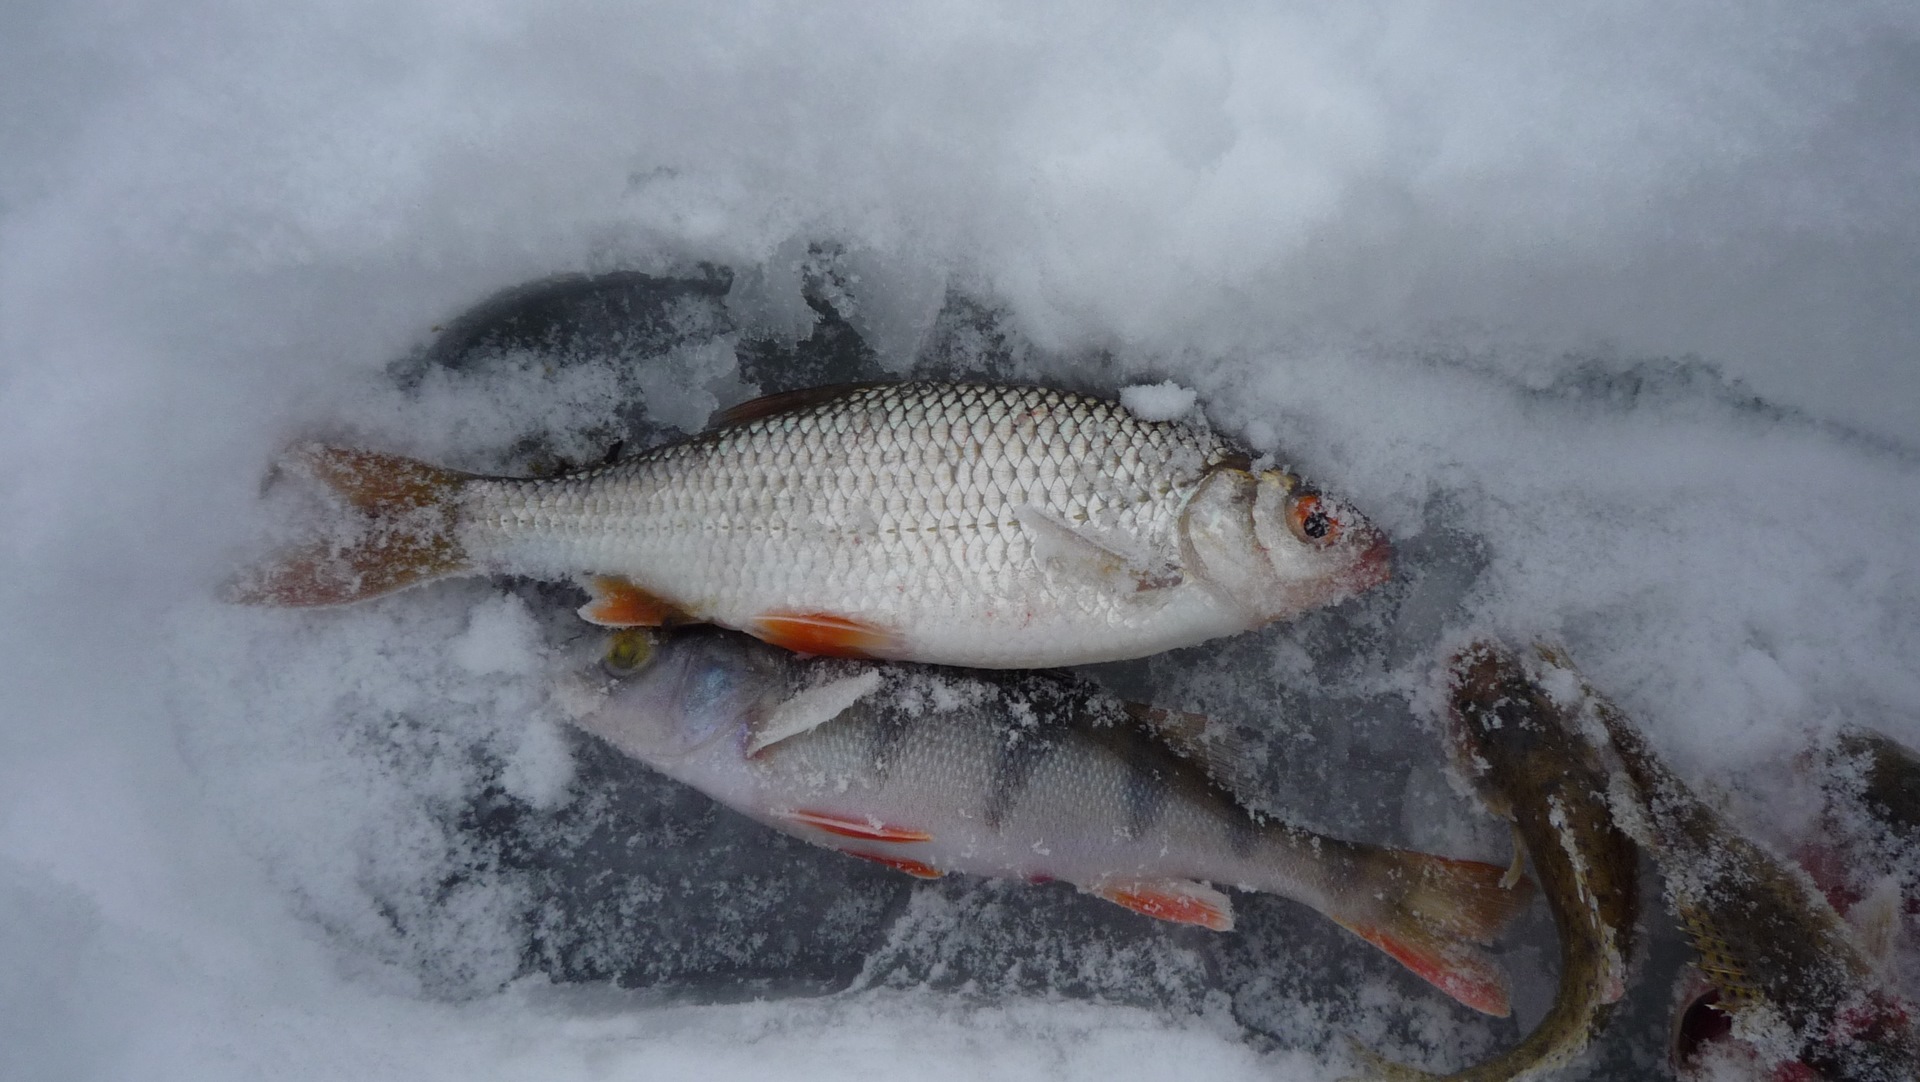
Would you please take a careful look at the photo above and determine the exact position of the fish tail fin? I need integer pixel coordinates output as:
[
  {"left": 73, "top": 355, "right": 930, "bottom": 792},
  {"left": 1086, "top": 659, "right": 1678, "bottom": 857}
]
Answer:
[
  {"left": 1329, "top": 849, "right": 1535, "bottom": 1017},
  {"left": 229, "top": 444, "right": 474, "bottom": 606}
]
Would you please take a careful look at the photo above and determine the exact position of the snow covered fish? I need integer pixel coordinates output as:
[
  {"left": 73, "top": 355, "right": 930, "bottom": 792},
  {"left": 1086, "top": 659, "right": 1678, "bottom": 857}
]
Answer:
[
  {"left": 1351, "top": 642, "right": 1640, "bottom": 1082},
  {"left": 235, "top": 381, "right": 1391, "bottom": 668},
  {"left": 564, "top": 628, "right": 1531, "bottom": 1015},
  {"left": 1585, "top": 673, "right": 1920, "bottom": 1081}
]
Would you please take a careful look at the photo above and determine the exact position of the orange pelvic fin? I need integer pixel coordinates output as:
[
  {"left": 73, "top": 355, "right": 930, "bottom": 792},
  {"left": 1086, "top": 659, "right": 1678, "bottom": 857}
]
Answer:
[
  {"left": 1091, "top": 878, "right": 1235, "bottom": 932},
  {"left": 577, "top": 575, "right": 686, "bottom": 628},
  {"left": 229, "top": 445, "right": 473, "bottom": 606},
  {"left": 848, "top": 852, "right": 944, "bottom": 879},
  {"left": 780, "top": 808, "right": 932, "bottom": 843},
  {"left": 1338, "top": 918, "right": 1513, "bottom": 1018},
  {"left": 749, "top": 611, "right": 897, "bottom": 659}
]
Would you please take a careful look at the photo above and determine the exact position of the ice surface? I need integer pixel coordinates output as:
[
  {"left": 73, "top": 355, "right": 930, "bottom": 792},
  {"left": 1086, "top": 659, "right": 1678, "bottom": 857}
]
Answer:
[{"left": 4, "top": 3, "right": 1920, "bottom": 1080}]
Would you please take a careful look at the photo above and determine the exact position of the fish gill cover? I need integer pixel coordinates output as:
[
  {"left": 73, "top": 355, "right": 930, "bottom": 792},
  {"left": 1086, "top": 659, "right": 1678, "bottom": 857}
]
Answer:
[{"left": 3, "top": 5, "right": 1920, "bottom": 1081}]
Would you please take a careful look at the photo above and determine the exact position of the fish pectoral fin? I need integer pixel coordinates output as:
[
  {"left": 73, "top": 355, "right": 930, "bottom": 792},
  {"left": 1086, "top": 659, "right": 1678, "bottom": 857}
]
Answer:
[
  {"left": 1848, "top": 873, "right": 1905, "bottom": 972},
  {"left": 779, "top": 808, "right": 932, "bottom": 843},
  {"left": 1015, "top": 506, "right": 1182, "bottom": 596},
  {"left": 577, "top": 575, "right": 688, "bottom": 628},
  {"left": 749, "top": 611, "right": 898, "bottom": 659},
  {"left": 1501, "top": 822, "right": 1529, "bottom": 890},
  {"left": 746, "top": 671, "right": 885, "bottom": 756},
  {"left": 1090, "top": 877, "right": 1234, "bottom": 931},
  {"left": 846, "top": 851, "right": 944, "bottom": 879}
]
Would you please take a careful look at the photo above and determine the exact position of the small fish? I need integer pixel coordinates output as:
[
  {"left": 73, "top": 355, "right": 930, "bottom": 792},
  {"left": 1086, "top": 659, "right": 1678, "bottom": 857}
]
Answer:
[
  {"left": 1582, "top": 671, "right": 1920, "bottom": 1081},
  {"left": 564, "top": 629, "right": 1533, "bottom": 1015},
  {"left": 235, "top": 381, "right": 1391, "bottom": 668},
  {"left": 1350, "top": 642, "right": 1640, "bottom": 1082}
]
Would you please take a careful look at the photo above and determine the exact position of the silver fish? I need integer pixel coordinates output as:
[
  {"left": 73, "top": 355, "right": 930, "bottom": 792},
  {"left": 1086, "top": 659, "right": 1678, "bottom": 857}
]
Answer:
[
  {"left": 236, "top": 381, "right": 1390, "bottom": 668},
  {"left": 563, "top": 629, "right": 1532, "bottom": 1016}
]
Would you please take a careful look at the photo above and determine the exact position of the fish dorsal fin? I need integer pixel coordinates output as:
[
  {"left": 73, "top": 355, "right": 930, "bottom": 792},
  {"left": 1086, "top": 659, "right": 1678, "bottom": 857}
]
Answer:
[
  {"left": 746, "top": 669, "right": 884, "bottom": 756},
  {"left": 1120, "top": 702, "right": 1275, "bottom": 815},
  {"left": 706, "top": 382, "right": 891, "bottom": 429},
  {"left": 1016, "top": 506, "right": 1182, "bottom": 596}
]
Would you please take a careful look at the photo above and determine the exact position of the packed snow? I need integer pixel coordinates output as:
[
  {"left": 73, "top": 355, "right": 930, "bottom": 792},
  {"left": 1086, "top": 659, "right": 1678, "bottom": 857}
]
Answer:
[{"left": 4, "top": 3, "right": 1920, "bottom": 1080}]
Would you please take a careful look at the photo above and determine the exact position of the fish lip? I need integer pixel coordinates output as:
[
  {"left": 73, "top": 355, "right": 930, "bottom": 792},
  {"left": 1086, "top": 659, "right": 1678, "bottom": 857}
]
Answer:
[{"left": 1340, "top": 529, "right": 1394, "bottom": 593}]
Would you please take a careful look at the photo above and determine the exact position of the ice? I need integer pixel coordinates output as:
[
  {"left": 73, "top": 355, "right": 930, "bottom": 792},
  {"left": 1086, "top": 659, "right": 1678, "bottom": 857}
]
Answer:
[{"left": 5, "top": 2, "right": 1920, "bottom": 1080}]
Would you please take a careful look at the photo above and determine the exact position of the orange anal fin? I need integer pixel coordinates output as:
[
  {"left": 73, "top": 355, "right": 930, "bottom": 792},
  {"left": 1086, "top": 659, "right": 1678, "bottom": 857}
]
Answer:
[
  {"left": 749, "top": 612, "right": 897, "bottom": 660},
  {"left": 780, "top": 808, "right": 932, "bottom": 843},
  {"left": 577, "top": 575, "right": 687, "bottom": 628},
  {"left": 847, "top": 852, "right": 944, "bottom": 879},
  {"left": 1343, "top": 921, "right": 1512, "bottom": 1017},
  {"left": 1091, "top": 878, "right": 1234, "bottom": 932}
]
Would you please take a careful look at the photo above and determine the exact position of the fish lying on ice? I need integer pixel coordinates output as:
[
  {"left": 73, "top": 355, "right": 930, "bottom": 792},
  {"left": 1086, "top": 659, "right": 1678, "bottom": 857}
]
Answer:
[
  {"left": 235, "top": 381, "right": 1391, "bottom": 668},
  {"left": 1580, "top": 675, "right": 1920, "bottom": 1081},
  {"left": 562, "top": 628, "right": 1532, "bottom": 1015},
  {"left": 1672, "top": 725, "right": 1920, "bottom": 1081},
  {"left": 1350, "top": 643, "right": 1641, "bottom": 1082}
]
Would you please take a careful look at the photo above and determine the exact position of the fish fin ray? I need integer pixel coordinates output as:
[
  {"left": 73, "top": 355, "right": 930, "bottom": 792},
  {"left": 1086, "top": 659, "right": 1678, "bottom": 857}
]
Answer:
[
  {"left": 1848, "top": 873, "right": 1905, "bottom": 972},
  {"left": 706, "top": 382, "right": 890, "bottom": 429},
  {"left": 228, "top": 445, "right": 472, "bottom": 606},
  {"left": 847, "top": 852, "right": 944, "bottom": 879},
  {"left": 577, "top": 575, "right": 687, "bottom": 628},
  {"left": 1090, "top": 877, "right": 1234, "bottom": 931},
  {"left": 780, "top": 808, "right": 932, "bottom": 843},
  {"left": 747, "top": 671, "right": 884, "bottom": 756},
  {"left": 1120, "top": 703, "right": 1279, "bottom": 813},
  {"left": 1337, "top": 917, "right": 1514, "bottom": 1017},
  {"left": 749, "top": 611, "right": 897, "bottom": 659},
  {"left": 1016, "top": 506, "right": 1181, "bottom": 595},
  {"left": 1324, "top": 851, "right": 1534, "bottom": 1015}
]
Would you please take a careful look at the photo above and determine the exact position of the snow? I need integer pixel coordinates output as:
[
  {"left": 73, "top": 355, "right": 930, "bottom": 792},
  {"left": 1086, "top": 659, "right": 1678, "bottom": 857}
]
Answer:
[
  {"left": 4, "top": 3, "right": 1920, "bottom": 1080},
  {"left": 1121, "top": 381, "right": 1200, "bottom": 423}
]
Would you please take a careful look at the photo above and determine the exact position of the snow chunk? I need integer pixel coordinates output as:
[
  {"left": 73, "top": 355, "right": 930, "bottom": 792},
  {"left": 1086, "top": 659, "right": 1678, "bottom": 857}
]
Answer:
[
  {"left": 1119, "top": 381, "right": 1199, "bottom": 422},
  {"left": 450, "top": 594, "right": 544, "bottom": 677}
]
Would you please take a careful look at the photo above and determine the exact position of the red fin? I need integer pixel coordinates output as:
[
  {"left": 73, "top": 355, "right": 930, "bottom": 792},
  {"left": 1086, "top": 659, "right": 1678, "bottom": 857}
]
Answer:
[
  {"left": 848, "top": 852, "right": 944, "bottom": 879},
  {"left": 577, "top": 575, "right": 686, "bottom": 628},
  {"left": 229, "top": 445, "right": 472, "bottom": 606},
  {"left": 749, "top": 612, "right": 896, "bottom": 659},
  {"left": 1092, "top": 878, "right": 1234, "bottom": 932},
  {"left": 707, "top": 383, "right": 884, "bottom": 428},
  {"left": 781, "top": 808, "right": 932, "bottom": 843},
  {"left": 1341, "top": 920, "right": 1512, "bottom": 1017}
]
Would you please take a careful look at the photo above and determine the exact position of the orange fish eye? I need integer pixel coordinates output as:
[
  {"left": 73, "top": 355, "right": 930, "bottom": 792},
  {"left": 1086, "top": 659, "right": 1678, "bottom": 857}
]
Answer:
[{"left": 1286, "top": 492, "right": 1342, "bottom": 546}]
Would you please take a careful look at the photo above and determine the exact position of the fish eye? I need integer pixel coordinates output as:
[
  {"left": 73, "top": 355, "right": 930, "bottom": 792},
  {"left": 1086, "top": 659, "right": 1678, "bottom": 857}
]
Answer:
[
  {"left": 1286, "top": 491, "right": 1342, "bottom": 546},
  {"left": 602, "top": 628, "right": 656, "bottom": 674}
]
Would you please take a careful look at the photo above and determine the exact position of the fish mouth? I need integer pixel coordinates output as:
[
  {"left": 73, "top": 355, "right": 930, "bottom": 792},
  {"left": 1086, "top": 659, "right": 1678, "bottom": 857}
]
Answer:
[{"left": 1340, "top": 529, "right": 1394, "bottom": 593}]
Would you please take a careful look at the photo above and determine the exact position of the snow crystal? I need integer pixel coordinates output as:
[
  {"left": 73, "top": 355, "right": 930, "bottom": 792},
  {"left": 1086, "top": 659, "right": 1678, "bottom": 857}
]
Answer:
[{"left": 1119, "top": 380, "right": 1200, "bottom": 422}]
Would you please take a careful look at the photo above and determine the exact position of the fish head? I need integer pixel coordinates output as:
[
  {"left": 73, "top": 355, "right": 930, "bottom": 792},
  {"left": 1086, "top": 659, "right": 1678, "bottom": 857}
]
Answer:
[
  {"left": 1442, "top": 642, "right": 1597, "bottom": 814},
  {"left": 1182, "top": 466, "right": 1392, "bottom": 618},
  {"left": 1669, "top": 967, "right": 1827, "bottom": 1082},
  {"left": 573, "top": 630, "right": 785, "bottom": 765}
]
